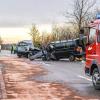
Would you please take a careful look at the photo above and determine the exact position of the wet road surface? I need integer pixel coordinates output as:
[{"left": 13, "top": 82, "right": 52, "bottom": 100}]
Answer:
[
  {"left": 31, "top": 60, "right": 100, "bottom": 99},
  {"left": 0, "top": 50, "right": 100, "bottom": 99},
  {"left": 0, "top": 56, "right": 90, "bottom": 100}
]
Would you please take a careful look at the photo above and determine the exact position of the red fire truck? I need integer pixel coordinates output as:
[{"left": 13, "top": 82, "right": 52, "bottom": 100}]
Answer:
[{"left": 85, "top": 14, "right": 100, "bottom": 89}]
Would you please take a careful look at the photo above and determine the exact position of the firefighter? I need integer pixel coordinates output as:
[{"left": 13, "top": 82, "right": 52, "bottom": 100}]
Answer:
[{"left": 11, "top": 45, "right": 14, "bottom": 54}]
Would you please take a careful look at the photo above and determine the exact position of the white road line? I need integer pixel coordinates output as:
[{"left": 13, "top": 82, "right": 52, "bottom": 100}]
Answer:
[
  {"left": 78, "top": 75, "right": 92, "bottom": 82},
  {"left": 41, "top": 62, "right": 50, "bottom": 66}
]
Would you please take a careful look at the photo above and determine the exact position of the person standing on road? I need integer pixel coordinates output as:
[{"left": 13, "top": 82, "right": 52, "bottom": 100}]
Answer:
[
  {"left": 11, "top": 45, "right": 14, "bottom": 54},
  {"left": 13, "top": 45, "right": 16, "bottom": 54}
]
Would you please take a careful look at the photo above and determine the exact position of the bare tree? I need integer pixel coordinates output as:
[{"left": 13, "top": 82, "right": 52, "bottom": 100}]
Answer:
[
  {"left": 52, "top": 25, "right": 78, "bottom": 41},
  {"left": 41, "top": 32, "right": 52, "bottom": 45},
  {"left": 65, "top": 0, "right": 96, "bottom": 33},
  {"left": 29, "top": 25, "right": 41, "bottom": 46}
]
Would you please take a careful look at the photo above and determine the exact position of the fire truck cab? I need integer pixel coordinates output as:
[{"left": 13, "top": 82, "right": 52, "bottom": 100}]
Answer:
[{"left": 85, "top": 14, "right": 100, "bottom": 89}]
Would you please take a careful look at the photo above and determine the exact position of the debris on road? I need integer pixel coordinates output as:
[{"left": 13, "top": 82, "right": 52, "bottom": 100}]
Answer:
[{"left": 0, "top": 57, "right": 96, "bottom": 100}]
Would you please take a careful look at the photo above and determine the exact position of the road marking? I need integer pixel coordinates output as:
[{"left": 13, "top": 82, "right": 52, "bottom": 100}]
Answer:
[
  {"left": 78, "top": 75, "right": 92, "bottom": 82},
  {"left": 42, "top": 62, "right": 50, "bottom": 66}
]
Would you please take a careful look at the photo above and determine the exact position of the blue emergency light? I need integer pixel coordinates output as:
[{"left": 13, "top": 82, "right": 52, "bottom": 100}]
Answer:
[{"left": 96, "top": 14, "right": 100, "bottom": 19}]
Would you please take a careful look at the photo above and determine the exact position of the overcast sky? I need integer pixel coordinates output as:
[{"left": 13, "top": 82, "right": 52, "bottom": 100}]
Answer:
[
  {"left": 0, "top": 0, "right": 68, "bottom": 27},
  {"left": 0, "top": 0, "right": 99, "bottom": 27},
  {"left": 0, "top": 0, "right": 100, "bottom": 43}
]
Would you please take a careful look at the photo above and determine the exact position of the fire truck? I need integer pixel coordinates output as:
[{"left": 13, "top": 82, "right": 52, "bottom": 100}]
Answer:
[{"left": 85, "top": 14, "right": 100, "bottom": 89}]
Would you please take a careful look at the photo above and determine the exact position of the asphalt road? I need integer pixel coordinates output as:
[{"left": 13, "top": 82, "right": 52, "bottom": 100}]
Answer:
[
  {"left": 31, "top": 60, "right": 100, "bottom": 99},
  {"left": 0, "top": 50, "right": 100, "bottom": 99}
]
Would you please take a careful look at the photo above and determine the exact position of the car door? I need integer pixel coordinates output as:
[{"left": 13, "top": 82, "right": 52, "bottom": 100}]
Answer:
[
  {"left": 54, "top": 41, "right": 70, "bottom": 58},
  {"left": 54, "top": 42, "right": 64, "bottom": 58}
]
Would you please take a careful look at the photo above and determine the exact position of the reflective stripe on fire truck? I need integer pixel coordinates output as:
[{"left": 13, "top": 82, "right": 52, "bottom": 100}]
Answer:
[
  {"left": 86, "top": 58, "right": 94, "bottom": 61},
  {"left": 88, "top": 47, "right": 92, "bottom": 51},
  {"left": 87, "top": 55, "right": 99, "bottom": 57}
]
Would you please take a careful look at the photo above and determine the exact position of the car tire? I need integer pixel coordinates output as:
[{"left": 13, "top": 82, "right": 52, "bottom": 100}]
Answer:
[
  {"left": 69, "top": 55, "right": 75, "bottom": 62},
  {"left": 92, "top": 68, "right": 100, "bottom": 90}
]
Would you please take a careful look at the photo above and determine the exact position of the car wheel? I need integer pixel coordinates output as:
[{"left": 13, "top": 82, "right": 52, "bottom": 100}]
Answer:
[
  {"left": 92, "top": 68, "right": 100, "bottom": 90},
  {"left": 69, "top": 55, "right": 75, "bottom": 62}
]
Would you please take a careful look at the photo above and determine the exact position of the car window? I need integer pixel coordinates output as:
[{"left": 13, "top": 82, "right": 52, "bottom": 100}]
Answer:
[
  {"left": 67, "top": 41, "right": 75, "bottom": 47},
  {"left": 18, "top": 43, "right": 26, "bottom": 46},
  {"left": 75, "top": 40, "right": 79, "bottom": 45},
  {"left": 61, "top": 42, "right": 67, "bottom": 47},
  {"left": 55, "top": 43, "right": 61, "bottom": 47}
]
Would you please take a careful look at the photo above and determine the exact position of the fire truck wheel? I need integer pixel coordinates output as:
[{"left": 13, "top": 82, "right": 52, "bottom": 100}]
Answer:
[
  {"left": 92, "top": 68, "right": 100, "bottom": 90},
  {"left": 69, "top": 55, "right": 75, "bottom": 62}
]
